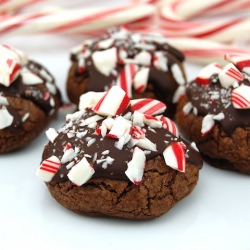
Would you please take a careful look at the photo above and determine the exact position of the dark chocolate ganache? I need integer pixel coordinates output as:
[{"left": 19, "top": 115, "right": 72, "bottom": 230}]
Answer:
[
  {"left": 42, "top": 109, "right": 202, "bottom": 184},
  {"left": 186, "top": 75, "right": 250, "bottom": 135},
  {"left": 70, "top": 27, "right": 186, "bottom": 105}
]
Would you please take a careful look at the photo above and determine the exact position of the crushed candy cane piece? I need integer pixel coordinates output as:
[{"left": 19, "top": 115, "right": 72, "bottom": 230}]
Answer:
[
  {"left": 21, "top": 68, "right": 43, "bottom": 85},
  {"left": 133, "top": 67, "right": 149, "bottom": 93},
  {"left": 201, "top": 114, "right": 215, "bottom": 136},
  {"left": 131, "top": 98, "right": 166, "bottom": 115},
  {"left": 143, "top": 114, "right": 162, "bottom": 128},
  {"left": 153, "top": 51, "right": 168, "bottom": 72},
  {"left": 195, "top": 63, "right": 222, "bottom": 85},
  {"left": 0, "top": 96, "right": 8, "bottom": 105},
  {"left": 0, "top": 57, "right": 21, "bottom": 86},
  {"left": 231, "top": 85, "right": 250, "bottom": 109},
  {"left": 134, "top": 51, "right": 151, "bottom": 66},
  {"left": 93, "top": 86, "right": 130, "bottom": 116},
  {"left": 45, "top": 128, "right": 58, "bottom": 143},
  {"left": 0, "top": 44, "right": 27, "bottom": 65},
  {"left": 79, "top": 91, "right": 105, "bottom": 111},
  {"left": 97, "top": 38, "right": 114, "bottom": 49},
  {"left": 116, "top": 63, "right": 138, "bottom": 97},
  {"left": 172, "top": 85, "right": 185, "bottom": 103},
  {"left": 163, "top": 142, "right": 186, "bottom": 172},
  {"left": 219, "top": 63, "right": 244, "bottom": 89},
  {"left": 225, "top": 54, "right": 250, "bottom": 75},
  {"left": 67, "top": 157, "right": 94, "bottom": 186},
  {"left": 107, "top": 116, "right": 131, "bottom": 139},
  {"left": 137, "top": 137, "right": 157, "bottom": 151},
  {"left": 0, "top": 108, "right": 13, "bottom": 129},
  {"left": 159, "top": 116, "right": 179, "bottom": 137},
  {"left": 171, "top": 64, "right": 185, "bottom": 85},
  {"left": 125, "top": 147, "right": 145, "bottom": 185},
  {"left": 92, "top": 47, "right": 117, "bottom": 76},
  {"left": 61, "top": 148, "right": 76, "bottom": 164},
  {"left": 36, "top": 155, "right": 61, "bottom": 182}
]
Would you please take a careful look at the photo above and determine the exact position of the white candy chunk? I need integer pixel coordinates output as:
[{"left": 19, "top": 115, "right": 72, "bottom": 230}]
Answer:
[
  {"left": 190, "top": 142, "right": 199, "bottom": 152},
  {"left": 102, "top": 117, "right": 115, "bottom": 130},
  {"left": 182, "top": 102, "right": 193, "bottom": 116},
  {"left": 67, "top": 157, "right": 95, "bottom": 186},
  {"left": 172, "top": 85, "right": 185, "bottom": 103},
  {"left": 132, "top": 110, "right": 145, "bottom": 127},
  {"left": 213, "top": 112, "right": 225, "bottom": 120},
  {"left": 21, "top": 68, "right": 43, "bottom": 85},
  {"left": 92, "top": 47, "right": 117, "bottom": 76},
  {"left": 225, "top": 54, "right": 250, "bottom": 75},
  {"left": 119, "top": 48, "right": 127, "bottom": 63},
  {"left": 195, "top": 63, "right": 222, "bottom": 85},
  {"left": 97, "top": 38, "right": 114, "bottom": 49},
  {"left": 36, "top": 155, "right": 61, "bottom": 182},
  {"left": 107, "top": 116, "right": 131, "bottom": 139},
  {"left": 0, "top": 44, "right": 27, "bottom": 65},
  {"left": 137, "top": 137, "right": 157, "bottom": 151},
  {"left": 0, "top": 57, "right": 21, "bottom": 86},
  {"left": 133, "top": 67, "right": 149, "bottom": 93},
  {"left": 93, "top": 86, "right": 130, "bottom": 116},
  {"left": 171, "top": 63, "right": 185, "bottom": 85},
  {"left": 134, "top": 51, "right": 151, "bottom": 66},
  {"left": 45, "top": 128, "right": 58, "bottom": 143},
  {"left": 231, "top": 84, "right": 250, "bottom": 109},
  {"left": 46, "top": 82, "right": 57, "bottom": 95},
  {"left": 163, "top": 142, "right": 186, "bottom": 172},
  {"left": 219, "top": 63, "right": 244, "bottom": 89},
  {"left": 80, "top": 115, "right": 103, "bottom": 127},
  {"left": 131, "top": 98, "right": 166, "bottom": 115},
  {"left": 125, "top": 147, "right": 145, "bottom": 185},
  {"left": 79, "top": 91, "right": 105, "bottom": 111},
  {"left": 61, "top": 148, "right": 76, "bottom": 164},
  {"left": 66, "top": 110, "right": 85, "bottom": 122},
  {"left": 0, "top": 108, "right": 13, "bottom": 129},
  {"left": 0, "top": 96, "right": 8, "bottom": 105},
  {"left": 153, "top": 51, "right": 168, "bottom": 71},
  {"left": 201, "top": 114, "right": 215, "bottom": 136}
]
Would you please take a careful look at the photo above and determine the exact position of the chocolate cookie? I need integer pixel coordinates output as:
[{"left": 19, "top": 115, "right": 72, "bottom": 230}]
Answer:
[
  {"left": 0, "top": 45, "right": 61, "bottom": 153},
  {"left": 37, "top": 86, "right": 202, "bottom": 219},
  {"left": 66, "top": 27, "right": 187, "bottom": 117},
  {"left": 175, "top": 55, "right": 250, "bottom": 174}
]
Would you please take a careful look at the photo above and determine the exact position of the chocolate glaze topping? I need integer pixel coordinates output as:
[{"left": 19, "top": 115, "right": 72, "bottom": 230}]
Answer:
[
  {"left": 42, "top": 109, "right": 202, "bottom": 184},
  {"left": 70, "top": 27, "right": 186, "bottom": 104},
  {"left": 187, "top": 75, "right": 250, "bottom": 135}
]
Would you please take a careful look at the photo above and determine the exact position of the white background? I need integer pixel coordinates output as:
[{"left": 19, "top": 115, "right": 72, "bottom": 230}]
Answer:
[{"left": 0, "top": 1, "right": 250, "bottom": 250}]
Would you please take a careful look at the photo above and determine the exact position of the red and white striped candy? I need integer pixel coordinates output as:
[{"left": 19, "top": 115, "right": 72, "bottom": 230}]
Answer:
[
  {"left": 163, "top": 142, "right": 186, "bottom": 172},
  {"left": 93, "top": 86, "right": 130, "bottom": 116},
  {"left": 130, "top": 98, "right": 166, "bottom": 115},
  {"left": 36, "top": 155, "right": 61, "bottom": 182},
  {"left": 0, "top": 44, "right": 27, "bottom": 66},
  {"left": 0, "top": 108, "right": 13, "bottom": 129},
  {"left": 79, "top": 91, "right": 105, "bottom": 111},
  {"left": 92, "top": 47, "right": 117, "bottom": 76},
  {"left": 225, "top": 54, "right": 250, "bottom": 75},
  {"left": 125, "top": 147, "right": 145, "bottom": 185},
  {"left": 201, "top": 114, "right": 215, "bottom": 136},
  {"left": 129, "top": 125, "right": 145, "bottom": 139},
  {"left": 0, "top": 57, "right": 21, "bottom": 86},
  {"left": 143, "top": 114, "right": 162, "bottom": 128},
  {"left": 231, "top": 85, "right": 250, "bottom": 109},
  {"left": 116, "top": 63, "right": 138, "bottom": 98},
  {"left": 158, "top": 115, "right": 179, "bottom": 137},
  {"left": 195, "top": 63, "right": 222, "bottom": 85},
  {"left": 133, "top": 67, "right": 149, "bottom": 93},
  {"left": 67, "top": 157, "right": 95, "bottom": 186},
  {"left": 219, "top": 63, "right": 244, "bottom": 89},
  {"left": 153, "top": 51, "right": 168, "bottom": 72}
]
